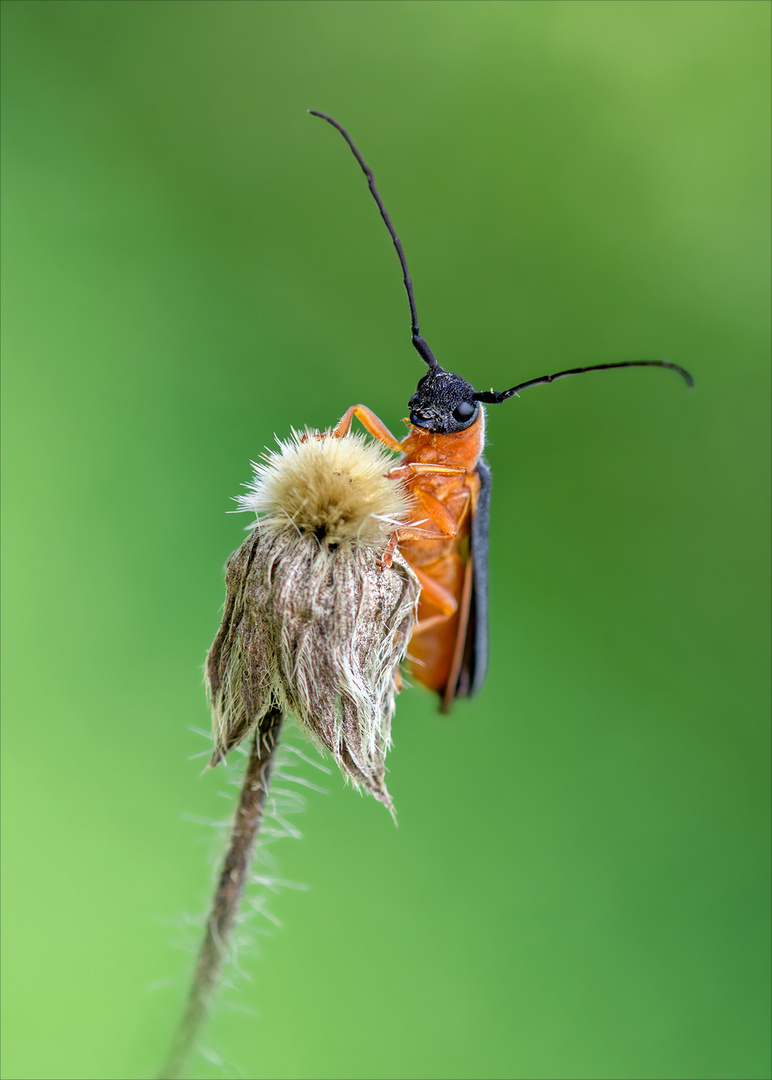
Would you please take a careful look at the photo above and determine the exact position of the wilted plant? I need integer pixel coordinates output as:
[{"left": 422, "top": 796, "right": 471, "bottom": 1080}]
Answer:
[{"left": 208, "top": 430, "right": 418, "bottom": 809}]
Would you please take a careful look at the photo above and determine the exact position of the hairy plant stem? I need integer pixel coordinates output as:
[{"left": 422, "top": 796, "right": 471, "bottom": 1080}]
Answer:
[{"left": 159, "top": 706, "right": 284, "bottom": 1080}]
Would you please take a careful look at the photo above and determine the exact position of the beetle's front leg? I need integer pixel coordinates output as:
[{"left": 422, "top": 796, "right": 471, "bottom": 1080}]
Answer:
[{"left": 332, "top": 404, "right": 404, "bottom": 451}]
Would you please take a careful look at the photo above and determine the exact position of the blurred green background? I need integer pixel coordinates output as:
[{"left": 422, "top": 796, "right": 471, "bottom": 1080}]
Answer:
[{"left": 2, "top": 2, "right": 769, "bottom": 1079}]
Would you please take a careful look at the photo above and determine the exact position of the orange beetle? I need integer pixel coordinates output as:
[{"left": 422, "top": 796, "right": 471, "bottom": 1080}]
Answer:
[
  {"left": 311, "top": 112, "right": 692, "bottom": 711},
  {"left": 330, "top": 380, "right": 489, "bottom": 712}
]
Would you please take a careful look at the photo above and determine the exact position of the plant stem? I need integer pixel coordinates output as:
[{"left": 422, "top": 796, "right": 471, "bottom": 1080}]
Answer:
[{"left": 159, "top": 706, "right": 284, "bottom": 1080}]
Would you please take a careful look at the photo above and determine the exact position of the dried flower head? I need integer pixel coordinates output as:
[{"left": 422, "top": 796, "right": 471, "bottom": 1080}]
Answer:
[{"left": 206, "top": 430, "right": 419, "bottom": 810}]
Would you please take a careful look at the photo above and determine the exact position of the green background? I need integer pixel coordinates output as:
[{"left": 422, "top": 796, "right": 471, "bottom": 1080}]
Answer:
[{"left": 2, "top": 2, "right": 769, "bottom": 1078}]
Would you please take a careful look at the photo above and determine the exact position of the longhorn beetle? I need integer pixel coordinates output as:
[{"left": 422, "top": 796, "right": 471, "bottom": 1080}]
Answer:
[{"left": 309, "top": 110, "right": 693, "bottom": 712}]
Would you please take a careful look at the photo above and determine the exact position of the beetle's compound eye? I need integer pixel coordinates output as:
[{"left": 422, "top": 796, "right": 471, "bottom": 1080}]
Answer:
[{"left": 453, "top": 401, "right": 476, "bottom": 423}]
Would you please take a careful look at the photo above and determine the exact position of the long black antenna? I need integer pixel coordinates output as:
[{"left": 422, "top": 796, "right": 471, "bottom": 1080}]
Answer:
[
  {"left": 309, "top": 110, "right": 438, "bottom": 369},
  {"left": 474, "top": 359, "right": 694, "bottom": 403}
]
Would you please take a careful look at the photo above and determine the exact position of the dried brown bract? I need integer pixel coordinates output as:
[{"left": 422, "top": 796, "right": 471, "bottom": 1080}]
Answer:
[{"left": 206, "top": 431, "right": 419, "bottom": 810}]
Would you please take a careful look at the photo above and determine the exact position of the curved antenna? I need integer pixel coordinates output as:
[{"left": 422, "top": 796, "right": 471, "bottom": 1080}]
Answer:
[
  {"left": 474, "top": 359, "right": 694, "bottom": 403},
  {"left": 309, "top": 110, "right": 438, "bottom": 369}
]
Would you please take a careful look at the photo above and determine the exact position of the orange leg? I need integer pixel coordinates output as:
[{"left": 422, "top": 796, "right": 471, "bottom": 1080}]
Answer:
[
  {"left": 410, "top": 613, "right": 452, "bottom": 636},
  {"left": 332, "top": 404, "right": 404, "bottom": 451},
  {"left": 408, "top": 567, "right": 458, "bottom": 655},
  {"left": 386, "top": 467, "right": 468, "bottom": 547},
  {"left": 413, "top": 566, "right": 458, "bottom": 616},
  {"left": 387, "top": 462, "right": 467, "bottom": 480},
  {"left": 396, "top": 488, "right": 459, "bottom": 543},
  {"left": 382, "top": 486, "right": 467, "bottom": 567}
]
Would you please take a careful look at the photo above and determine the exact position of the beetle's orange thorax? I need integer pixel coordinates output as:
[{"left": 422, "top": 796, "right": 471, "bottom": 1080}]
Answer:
[{"left": 399, "top": 408, "right": 485, "bottom": 471}]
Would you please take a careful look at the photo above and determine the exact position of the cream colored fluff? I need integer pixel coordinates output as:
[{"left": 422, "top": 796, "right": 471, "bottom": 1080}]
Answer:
[{"left": 237, "top": 429, "right": 412, "bottom": 548}]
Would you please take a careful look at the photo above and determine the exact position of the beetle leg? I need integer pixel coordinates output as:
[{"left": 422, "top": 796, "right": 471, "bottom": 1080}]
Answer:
[
  {"left": 381, "top": 488, "right": 463, "bottom": 568},
  {"left": 409, "top": 566, "right": 459, "bottom": 640},
  {"left": 381, "top": 531, "right": 400, "bottom": 569},
  {"left": 410, "top": 614, "right": 450, "bottom": 635},
  {"left": 332, "top": 404, "right": 404, "bottom": 451},
  {"left": 393, "top": 488, "right": 460, "bottom": 544},
  {"left": 386, "top": 462, "right": 466, "bottom": 481},
  {"left": 412, "top": 567, "right": 458, "bottom": 615}
]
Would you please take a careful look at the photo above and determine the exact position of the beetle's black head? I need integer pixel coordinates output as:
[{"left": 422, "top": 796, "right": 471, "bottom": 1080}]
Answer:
[{"left": 408, "top": 366, "right": 481, "bottom": 434}]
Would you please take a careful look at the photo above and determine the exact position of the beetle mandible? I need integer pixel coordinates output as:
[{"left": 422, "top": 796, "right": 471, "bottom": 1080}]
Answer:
[{"left": 309, "top": 111, "right": 693, "bottom": 712}]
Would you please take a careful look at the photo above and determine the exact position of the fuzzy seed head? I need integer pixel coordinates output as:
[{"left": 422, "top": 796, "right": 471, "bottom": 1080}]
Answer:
[
  {"left": 207, "top": 429, "right": 420, "bottom": 811},
  {"left": 238, "top": 430, "right": 412, "bottom": 549}
]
